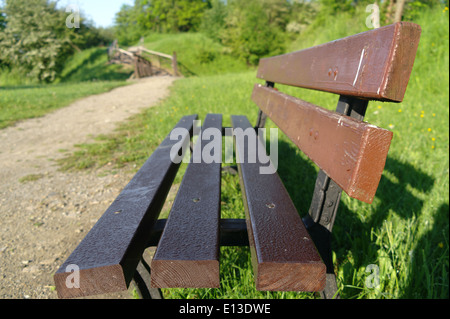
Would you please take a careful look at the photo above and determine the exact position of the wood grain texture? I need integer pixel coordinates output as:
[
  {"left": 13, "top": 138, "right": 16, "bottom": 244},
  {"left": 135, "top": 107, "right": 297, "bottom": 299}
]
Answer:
[
  {"left": 54, "top": 115, "right": 197, "bottom": 298},
  {"left": 252, "top": 85, "right": 393, "bottom": 203},
  {"left": 151, "top": 114, "right": 222, "bottom": 288},
  {"left": 232, "top": 115, "right": 326, "bottom": 292},
  {"left": 257, "top": 22, "right": 421, "bottom": 102}
]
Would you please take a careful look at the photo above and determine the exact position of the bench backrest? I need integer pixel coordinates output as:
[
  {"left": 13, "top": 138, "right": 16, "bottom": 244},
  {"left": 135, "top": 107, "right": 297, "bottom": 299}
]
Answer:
[{"left": 252, "top": 22, "right": 421, "bottom": 204}]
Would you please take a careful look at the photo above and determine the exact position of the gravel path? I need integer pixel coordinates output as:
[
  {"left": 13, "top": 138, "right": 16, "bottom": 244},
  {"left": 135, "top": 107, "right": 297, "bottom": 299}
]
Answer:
[{"left": 0, "top": 76, "right": 176, "bottom": 299}]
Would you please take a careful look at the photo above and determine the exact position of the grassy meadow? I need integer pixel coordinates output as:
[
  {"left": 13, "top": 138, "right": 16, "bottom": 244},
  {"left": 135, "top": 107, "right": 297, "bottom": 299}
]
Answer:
[
  {"left": 0, "top": 47, "right": 133, "bottom": 129},
  {"left": 0, "top": 81, "right": 131, "bottom": 129},
  {"left": 141, "top": 32, "right": 249, "bottom": 76},
  {"left": 1, "top": 4, "right": 447, "bottom": 299}
]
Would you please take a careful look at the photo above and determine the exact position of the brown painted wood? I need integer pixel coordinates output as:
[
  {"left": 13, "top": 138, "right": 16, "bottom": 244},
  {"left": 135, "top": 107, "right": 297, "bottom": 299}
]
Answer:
[
  {"left": 231, "top": 115, "right": 326, "bottom": 292},
  {"left": 54, "top": 115, "right": 197, "bottom": 298},
  {"left": 151, "top": 114, "right": 222, "bottom": 288},
  {"left": 257, "top": 22, "right": 421, "bottom": 102},
  {"left": 252, "top": 84, "right": 393, "bottom": 203}
]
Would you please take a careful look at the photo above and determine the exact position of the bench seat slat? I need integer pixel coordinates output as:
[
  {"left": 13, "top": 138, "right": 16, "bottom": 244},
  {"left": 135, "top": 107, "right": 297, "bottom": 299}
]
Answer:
[
  {"left": 151, "top": 114, "right": 222, "bottom": 288},
  {"left": 231, "top": 115, "right": 326, "bottom": 292},
  {"left": 257, "top": 22, "right": 421, "bottom": 102},
  {"left": 252, "top": 84, "right": 393, "bottom": 204},
  {"left": 53, "top": 115, "right": 198, "bottom": 298}
]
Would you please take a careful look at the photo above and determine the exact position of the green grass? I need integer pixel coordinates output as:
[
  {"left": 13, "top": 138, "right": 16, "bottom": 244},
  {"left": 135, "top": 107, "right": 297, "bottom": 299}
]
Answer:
[
  {"left": 0, "top": 47, "right": 133, "bottom": 130},
  {"left": 140, "top": 32, "right": 250, "bottom": 76},
  {"left": 0, "top": 66, "right": 38, "bottom": 87},
  {"left": 0, "top": 33, "right": 246, "bottom": 130},
  {"left": 18, "top": 173, "right": 45, "bottom": 183},
  {"left": 56, "top": 47, "right": 133, "bottom": 83},
  {"left": 0, "top": 81, "right": 129, "bottom": 129},
  {"left": 57, "top": 7, "right": 448, "bottom": 299}
]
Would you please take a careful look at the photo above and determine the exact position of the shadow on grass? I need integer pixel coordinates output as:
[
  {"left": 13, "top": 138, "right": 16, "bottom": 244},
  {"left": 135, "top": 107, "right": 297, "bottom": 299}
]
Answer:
[
  {"left": 275, "top": 136, "right": 438, "bottom": 298},
  {"left": 0, "top": 84, "right": 46, "bottom": 90},
  {"left": 402, "top": 202, "right": 449, "bottom": 298}
]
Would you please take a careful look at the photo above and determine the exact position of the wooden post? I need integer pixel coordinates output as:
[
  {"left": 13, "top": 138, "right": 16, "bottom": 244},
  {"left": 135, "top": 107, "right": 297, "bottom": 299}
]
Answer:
[
  {"left": 172, "top": 51, "right": 178, "bottom": 76},
  {"left": 134, "top": 56, "right": 140, "bottom": 79}
]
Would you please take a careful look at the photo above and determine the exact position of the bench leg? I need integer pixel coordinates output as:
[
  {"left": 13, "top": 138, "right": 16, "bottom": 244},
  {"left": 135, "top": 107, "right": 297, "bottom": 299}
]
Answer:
[
  {"left": 303, "top": 170, "right": 342, "bottom": 299},
  {"left": 304, "top": 95, "right": 369, "bottom": 299},
  {"left": 132, "top": 258, "right": 163, "bottom": 299},
  {"left": 303, "top": 218, "right": 339, "bottom": 299}
]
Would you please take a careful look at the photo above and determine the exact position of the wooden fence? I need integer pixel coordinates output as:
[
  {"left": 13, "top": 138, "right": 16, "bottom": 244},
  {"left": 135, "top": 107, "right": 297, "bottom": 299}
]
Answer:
[{"left": 108, "top": 40, "right": 178, "bottom": 79}]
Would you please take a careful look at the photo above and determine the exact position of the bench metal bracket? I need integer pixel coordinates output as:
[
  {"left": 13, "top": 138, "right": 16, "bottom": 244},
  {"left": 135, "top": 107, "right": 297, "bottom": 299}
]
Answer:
[
  {"left": 304, "top": 95, "right": 368, "bottom": 299},
  {"left": 255, "top": 81, "right": 273, "bottom": 129}
]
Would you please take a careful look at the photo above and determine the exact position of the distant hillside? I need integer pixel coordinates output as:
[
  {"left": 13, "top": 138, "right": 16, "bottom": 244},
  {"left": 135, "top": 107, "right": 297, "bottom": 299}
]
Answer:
[
  {"left": 141, "top": 32, "right": 250, "bottom": 76},
  {"left": 57, "top": 47, "right": 133, "bottom": 83}
]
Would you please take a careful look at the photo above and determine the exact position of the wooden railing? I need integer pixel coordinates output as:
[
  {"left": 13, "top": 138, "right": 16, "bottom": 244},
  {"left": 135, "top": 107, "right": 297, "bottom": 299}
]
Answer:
[
  {"left": 131, "top": 46, "right": 178, "bottom": 77},
  {"left": 108, "top": 40, "right": 179, "bottom": 78}
]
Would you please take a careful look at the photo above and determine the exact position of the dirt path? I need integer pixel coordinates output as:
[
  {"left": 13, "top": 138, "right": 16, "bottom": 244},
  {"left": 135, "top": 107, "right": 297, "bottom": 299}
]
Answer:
[{"left": 0, "top": 75, "right": 176, "bottom": 299}]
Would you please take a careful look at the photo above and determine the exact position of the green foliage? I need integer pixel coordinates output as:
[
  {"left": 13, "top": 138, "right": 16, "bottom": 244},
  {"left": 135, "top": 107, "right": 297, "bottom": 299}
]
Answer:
[
  {"left": 0, "top": 0, "right": 70, "bottom": 82},
  {"left": 57, "top": 47, "right": 133, "bottom": 83},
  {"left": 0, "top": 0, "right": 114, "bottom": 83},
  {"left": 401, "top": 0, "right": 445, "bottom": 22},
  {"left": 111, "top": 0, "right": 318, "bottom": 66},
  {"left": 198, "top": 0, "right": 318, "bottom": 65},
  {"left": 142, "top": 32, "right": 249, "bottom": 76},
  {"left": 221, "top": 0, "right": 287, "bottom": 65},
  {"left": 285, "top": 0, "right": 318, "bottom": 35},
  {"left": 0, "top": 8, "right": 5, "bottom": 30},
  {"left": 113, "top": 3, "right": 143, "bottom": 46},
  {"left": 136, "top": 0, "right": 210, "bottom": 33},
  {"left": 199, "top": 0, "right": 228, "bottom": 42},
  {"left": 312, "top": 0, "right": 355, "bottom": 27}
]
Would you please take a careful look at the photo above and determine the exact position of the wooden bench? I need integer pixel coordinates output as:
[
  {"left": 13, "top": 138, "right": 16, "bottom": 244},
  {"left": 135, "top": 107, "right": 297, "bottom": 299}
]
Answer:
[{"left": 54, "top": 22, "right": 421, "bottom": 299}]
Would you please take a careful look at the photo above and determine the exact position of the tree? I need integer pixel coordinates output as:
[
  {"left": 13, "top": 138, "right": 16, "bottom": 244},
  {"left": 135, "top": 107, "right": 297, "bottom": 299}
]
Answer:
[
  {"left": 221, "top": 0, "right": 286, "bottom": 65},
  {"left": 0, "top": 0, "right": 75, "bottom": 82},
  {"left": 286, "top": 0, "right": 317, "bottom": 35},
  {"left": 0, "top": 7, "right": 6, "bottom": 68},
  {"left": 313, "top": 0, "right": 354, "bottom": 27},
  {"left": 0, "top": 8, "right": 6, "bottom": 30},
  {"left": 262, "top": 0, "right": 291, "bottom": 31},
  {"left": 136, "top": 0, "right": 210, "bottom": 33},
  {"left": 200, "top": 0, "right": 228, "bottom": 42},
  {"left": 114, "top": 3, "right": 143, "bottom": 45},
  {"left": 383, "top": 0, "right": 443, "bottom": 23},
  {"left": 394, "top": 0, "right": 406, "bottom": 22}
]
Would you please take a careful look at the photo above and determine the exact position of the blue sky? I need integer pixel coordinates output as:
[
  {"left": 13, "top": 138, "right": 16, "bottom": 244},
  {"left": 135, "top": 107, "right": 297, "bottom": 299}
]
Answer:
[{"left": 57, "top": 0, "right": 135, "bottom": 28}]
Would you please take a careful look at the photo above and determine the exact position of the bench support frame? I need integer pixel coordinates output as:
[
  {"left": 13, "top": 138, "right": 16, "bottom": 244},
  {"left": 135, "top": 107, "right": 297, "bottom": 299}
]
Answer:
[
  {"left": 303, "top": 95, "right": 369, "bottom": 299},
  {"left": 132, "top": 218, "right": 249, "bottom": 298},
  {"left": 255, "top": 92, "right": 369, "bottom": 299}
]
